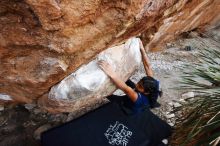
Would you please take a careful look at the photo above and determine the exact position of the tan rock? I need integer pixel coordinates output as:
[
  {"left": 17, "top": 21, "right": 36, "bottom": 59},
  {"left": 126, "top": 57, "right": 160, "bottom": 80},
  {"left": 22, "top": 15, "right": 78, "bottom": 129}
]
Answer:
[
  {"left": 143, "top": 0, "right": 220, "bottom": 51},
  {"left": 0, "top": 0, "right": 219, "bottom": 109}
]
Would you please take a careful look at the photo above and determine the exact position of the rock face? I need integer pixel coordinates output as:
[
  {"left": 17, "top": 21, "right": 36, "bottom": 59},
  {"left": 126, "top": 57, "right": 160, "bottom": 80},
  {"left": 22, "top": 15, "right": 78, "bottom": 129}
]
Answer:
[
  {"left": 0, "top": 0, "right": 219, "bottom": 108},
  {"left": 39, "top": 38, "right": 141, "bottom": 113},
  {"left": 142, "top": 0, "right": 220, "bottom": 51}
]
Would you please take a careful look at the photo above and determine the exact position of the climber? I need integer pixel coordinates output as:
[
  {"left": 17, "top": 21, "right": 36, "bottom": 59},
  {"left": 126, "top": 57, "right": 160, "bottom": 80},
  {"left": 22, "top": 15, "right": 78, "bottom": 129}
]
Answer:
[
  {"left": 98, "top": 39, "right": 162, "bottom": 114},
  {"left": 42, "top": 41, "right": 169, "bottom": 146}
]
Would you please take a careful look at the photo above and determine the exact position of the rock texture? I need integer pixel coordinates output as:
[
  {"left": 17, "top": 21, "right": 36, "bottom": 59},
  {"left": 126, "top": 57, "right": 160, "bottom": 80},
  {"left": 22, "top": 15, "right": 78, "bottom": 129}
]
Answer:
[
  {"left": 142, "top": 0, "right": 220, "bottom": 51},
  {"left": 39, "top": 38, "right": 141, "bottom": 113},
  {"left": 0, "top": 0, "right": 219, "bottom": 108}
]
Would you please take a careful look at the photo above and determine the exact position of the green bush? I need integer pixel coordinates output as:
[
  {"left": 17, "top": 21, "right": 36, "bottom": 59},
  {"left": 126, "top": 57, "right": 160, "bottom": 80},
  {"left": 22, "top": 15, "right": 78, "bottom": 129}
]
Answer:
[{"left": 171, "top": 46, "right": 220, "bottom": 146}]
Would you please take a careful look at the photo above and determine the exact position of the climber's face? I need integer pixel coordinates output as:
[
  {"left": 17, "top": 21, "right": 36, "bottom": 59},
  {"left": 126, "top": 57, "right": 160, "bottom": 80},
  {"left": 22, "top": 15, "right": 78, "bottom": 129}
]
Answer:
[
  {"left": 135, "top": 80, "right": 145, "bottom": 93},
  {"left": 136, "top": 80, "right": 150, "bottom": 96}
]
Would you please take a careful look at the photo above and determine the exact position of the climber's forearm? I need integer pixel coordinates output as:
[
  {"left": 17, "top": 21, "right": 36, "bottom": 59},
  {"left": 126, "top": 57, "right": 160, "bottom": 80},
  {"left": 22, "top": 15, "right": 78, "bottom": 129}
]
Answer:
[
  {"left": 98, "top": 60, "right": 137, "bottom": 102},
  {"left": 141, "top": 49, "right": 150, "bottom": 68},
  {"left": 140, "top": 49, "right": 153, "bottom": 77},
  {"left": 109, "top": 74, "right": 138, "bottom": 102},
  {"left": 108, "top": 74, "right": 128, "bottom": 91}
]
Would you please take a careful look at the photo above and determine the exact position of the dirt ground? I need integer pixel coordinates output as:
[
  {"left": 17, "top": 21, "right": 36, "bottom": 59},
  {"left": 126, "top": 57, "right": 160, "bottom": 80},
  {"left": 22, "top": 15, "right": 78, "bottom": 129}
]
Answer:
[{"left": 0, "top": 36, "right": 215, "bottom": 146}]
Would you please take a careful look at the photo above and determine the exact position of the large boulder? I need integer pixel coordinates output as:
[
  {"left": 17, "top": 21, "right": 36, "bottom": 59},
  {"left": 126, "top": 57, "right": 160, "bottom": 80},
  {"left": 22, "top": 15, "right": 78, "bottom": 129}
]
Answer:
[
  {"left": 39, "top": 38, "right": 141, "bottom": 113},
  {"left": 0, "top": 0, "right": 219, "bottom": 108}
]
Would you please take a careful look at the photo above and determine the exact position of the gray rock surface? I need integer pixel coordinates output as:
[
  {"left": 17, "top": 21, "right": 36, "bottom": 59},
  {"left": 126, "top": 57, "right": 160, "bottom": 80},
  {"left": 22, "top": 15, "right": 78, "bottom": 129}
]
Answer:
[{"left": 181, "top": 92, "right": 195, "bottom": 99}]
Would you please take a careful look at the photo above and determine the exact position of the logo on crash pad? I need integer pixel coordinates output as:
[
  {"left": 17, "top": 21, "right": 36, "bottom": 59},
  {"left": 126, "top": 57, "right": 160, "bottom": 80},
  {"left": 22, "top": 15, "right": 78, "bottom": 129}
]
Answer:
[{"left": 104, "top": 121, "right": 132, "bottom": 146}]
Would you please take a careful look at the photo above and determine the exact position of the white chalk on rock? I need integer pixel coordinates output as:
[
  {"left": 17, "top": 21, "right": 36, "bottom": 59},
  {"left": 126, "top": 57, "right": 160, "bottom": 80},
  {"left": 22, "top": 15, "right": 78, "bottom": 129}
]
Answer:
[{"left": 39, "top": 38, "right": 142, "bottom": 113}]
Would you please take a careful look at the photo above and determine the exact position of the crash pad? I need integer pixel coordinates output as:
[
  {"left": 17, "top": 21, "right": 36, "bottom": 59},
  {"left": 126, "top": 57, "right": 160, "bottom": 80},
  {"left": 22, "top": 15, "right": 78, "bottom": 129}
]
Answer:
[{"left": 41, "top": 102, "right": 172, "bottom": 146}]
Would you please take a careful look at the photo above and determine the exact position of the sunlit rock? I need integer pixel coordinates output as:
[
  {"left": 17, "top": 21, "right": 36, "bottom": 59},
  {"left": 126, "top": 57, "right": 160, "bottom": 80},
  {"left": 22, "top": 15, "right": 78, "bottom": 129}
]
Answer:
[
  {"left": 39, "top": 38, "right": 141, "bottom": 113},
  {"left": 0, "top": 0, "right": 219, "bottom": 109}
]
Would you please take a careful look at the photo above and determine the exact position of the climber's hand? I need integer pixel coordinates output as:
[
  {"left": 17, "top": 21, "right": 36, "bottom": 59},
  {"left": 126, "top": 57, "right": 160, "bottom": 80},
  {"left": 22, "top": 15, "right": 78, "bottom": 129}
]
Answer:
[{"left": 98, "top": 60, "right": 117, "bottom": 78}]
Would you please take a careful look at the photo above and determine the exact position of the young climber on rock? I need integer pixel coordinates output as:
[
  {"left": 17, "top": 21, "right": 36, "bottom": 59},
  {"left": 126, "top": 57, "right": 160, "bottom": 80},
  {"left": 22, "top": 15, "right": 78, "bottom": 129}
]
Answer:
[{"left": 98, "top": 39, "right": 162, "bottom": 114}]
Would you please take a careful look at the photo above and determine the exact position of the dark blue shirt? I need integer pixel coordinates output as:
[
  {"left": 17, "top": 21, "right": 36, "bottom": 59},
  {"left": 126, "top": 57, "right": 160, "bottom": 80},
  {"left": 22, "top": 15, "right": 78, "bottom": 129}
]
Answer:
[
  {"left": 122, "top": 92, "right": 150, "bottom": 114},
  {"left": 132, "top": 92, "right": 149, "bottom": 113}
]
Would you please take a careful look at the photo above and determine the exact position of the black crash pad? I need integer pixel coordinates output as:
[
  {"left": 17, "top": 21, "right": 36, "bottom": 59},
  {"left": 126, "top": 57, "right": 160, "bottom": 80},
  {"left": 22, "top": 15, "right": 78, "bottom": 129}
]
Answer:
[{"left": 41, "top": 102, "right": 172, "bottom": 146}]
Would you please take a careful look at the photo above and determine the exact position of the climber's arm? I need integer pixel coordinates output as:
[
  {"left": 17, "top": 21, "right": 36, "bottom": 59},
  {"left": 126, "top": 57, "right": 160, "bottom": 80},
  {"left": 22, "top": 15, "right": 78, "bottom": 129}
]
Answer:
[
  {"left": 98, "top": 61, "right": 138, "bottom": 102},
  {"left": 139, "top": 40, "right": 154, "bottom": 77}
]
